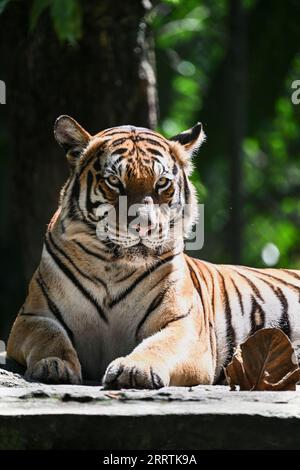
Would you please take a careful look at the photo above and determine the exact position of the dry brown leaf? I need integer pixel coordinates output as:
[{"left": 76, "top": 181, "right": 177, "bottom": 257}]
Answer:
[{"left": 225, "top": 327, "right": 300, "bottom": 391}]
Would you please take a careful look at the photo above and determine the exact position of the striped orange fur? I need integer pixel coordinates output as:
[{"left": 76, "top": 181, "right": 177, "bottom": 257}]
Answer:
[{"left": 7, "top": 116, "right": 300, "bottom": 387}]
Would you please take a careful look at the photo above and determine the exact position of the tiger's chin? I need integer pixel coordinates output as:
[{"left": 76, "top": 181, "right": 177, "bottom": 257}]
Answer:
[
  {"left": 106, "top": 238, "right": 181, "bottom": 265},
  {"left": 122, "top": 243, "right": 155, "bottom": 263},
  {"left": 110, "top": 241, "right": 163, "bottom": 262}
]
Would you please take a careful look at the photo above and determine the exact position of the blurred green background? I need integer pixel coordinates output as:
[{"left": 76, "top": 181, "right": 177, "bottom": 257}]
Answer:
[{"left": 1, "top": 0, "right": 300, "bottom": 338}]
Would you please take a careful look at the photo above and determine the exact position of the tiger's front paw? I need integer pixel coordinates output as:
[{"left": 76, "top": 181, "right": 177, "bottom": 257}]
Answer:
[
  {"left": 102, "top": 356, "right": 170, "bottom": 390},
  {"left": 25, "top": 357, "right": 82, "bottom": 385}
]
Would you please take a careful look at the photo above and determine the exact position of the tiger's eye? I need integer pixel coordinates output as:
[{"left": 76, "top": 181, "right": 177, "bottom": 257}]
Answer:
[
  {"left": 107, "top": 175, "right": 120, "bottom": 186},
  {"left": 156, "top": 176, "right": 169, "bottom": 187}
]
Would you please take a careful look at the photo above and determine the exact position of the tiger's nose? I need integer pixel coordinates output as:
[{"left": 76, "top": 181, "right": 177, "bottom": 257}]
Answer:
[
  {"left": 130, "top": 214, "right": 156, "bottom": 235},
  {"left": 130, "top": 224, "right": 152, "bottom": 237},
  {"left": 129, "top": 198, "right": 157, "bottom": 237},
  {"left": 142, "top": 196, "right": 153, "bottom": 205}
]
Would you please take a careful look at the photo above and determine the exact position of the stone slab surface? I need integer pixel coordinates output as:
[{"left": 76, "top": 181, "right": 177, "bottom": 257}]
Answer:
[{"left": 1, "top": 367, "right": 300, "bottom": 449}]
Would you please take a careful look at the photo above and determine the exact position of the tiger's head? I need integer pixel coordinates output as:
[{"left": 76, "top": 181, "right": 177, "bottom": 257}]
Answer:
[{"left": 54, "top": 116, "right": 205, "bottom": 260}]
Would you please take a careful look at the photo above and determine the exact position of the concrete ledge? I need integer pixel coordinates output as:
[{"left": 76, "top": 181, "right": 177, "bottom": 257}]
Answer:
[{"left": 1, "top": 368, "right": 300, "bottom": 449}]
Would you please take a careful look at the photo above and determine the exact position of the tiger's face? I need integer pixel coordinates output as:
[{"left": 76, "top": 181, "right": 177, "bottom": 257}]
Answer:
[{"left": 55, "top": 116, "right": 205, "bottom": 260}]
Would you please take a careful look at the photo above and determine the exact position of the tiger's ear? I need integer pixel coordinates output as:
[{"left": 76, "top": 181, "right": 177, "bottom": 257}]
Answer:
[
  {"left": 170, "top": 122, "right": 205, "bottom": 155},
  {"left": 54, "top": 115, "right": 91, "bottom": 164}
]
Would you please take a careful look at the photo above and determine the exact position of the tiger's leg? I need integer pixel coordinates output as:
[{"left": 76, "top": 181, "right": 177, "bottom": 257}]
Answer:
[
  {"left": 7, "top": 315, "right": 82, "bottom": 384},
  {"left": 102, "top": 307, "right": 215, "bottom": 389}
]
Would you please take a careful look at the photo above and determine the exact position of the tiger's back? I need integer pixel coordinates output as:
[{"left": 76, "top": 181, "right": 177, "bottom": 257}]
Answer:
[{"left": 187, "top": 256, "right": 300, "bottom": 379}]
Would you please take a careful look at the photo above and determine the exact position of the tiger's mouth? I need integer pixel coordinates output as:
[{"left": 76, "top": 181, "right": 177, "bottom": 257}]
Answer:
[
  {"left": 95, "top": 201, "right": 186, "bottom": 255},
  {"left": 103, "top": 220, "right": 171, "bottom": 249},
  {"left": 104, "top": 235, "right": 171, "bottom": 261},
  {"left": 105, "top": 240, "right": 161, "bottom": 261},
  {"left": 96, "top": 207, "right": 185, "bottom": 260}
]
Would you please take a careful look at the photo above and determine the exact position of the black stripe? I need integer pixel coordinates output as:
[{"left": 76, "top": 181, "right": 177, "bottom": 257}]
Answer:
[
  {"left": 78, "top": 153, "right": 97, "bottom": 178},
  {"left": 93, "top": 158, "right": 101, "bottom": 172},
  {"left": 274, "top": 286, "right": 290, "bottom": 337},
  {"left": 127, "top": 166, "right": 133, "bottom": 178},
  {"left": 19, "top": 312, "right": 46, "bottom": 318},
  {"left": 67, "top": 174, "right": 92, "bottom": 225},
  {"left": 282, "top": 269, "right": 300, "bottom": 281},
  {"left": 85, "top": 170, "right": 95, "bottom": 214},
  {"left": 149, "top": 155, "right": 160, "bottom": 165},
  {"left": 85, "top": 171, "right": 101, "bottom": 216},
  {"left": 198, "top": 262, "right": 216, "bottom": 310},
  {"left": 137, "top": 146, "right": 147, "bottom": 156},
  {"left": 111, "top": 156, "right": 125, "bottom": 170},
  {"left": 116, "top": 269, "right": 137, "bottom": 283},
  {"left": 150, "top": 367, "right": 164, "bottom": 389},
  {"left": 151, "top": 156, "right": 168, "bottom": 172},
  {"left": 178, "top": 174, "right": 183, "bottom": 202},
  {"left": 111, "top": 138, "right": 128, "bottom": 147},
  {"left": 53, "top": 358, "right": 59, "bottom": 377},
  {"left": 249, "top": 295, "right": 265, "bottom": 335},
  {"left": 231, "top": 277, "right": 245, "bottom": 316},
  {"left": 78, "top": 144, "right": 106, "bottom": 178},
  {"left": 65, "top": 176, "right": 96, "bottom": 229},
  {"left": 129, "top": 367, "right": 135, "bottom": 389},
  {"left": 182, "top": 172, "right": 191, "bottom": 202},
  {"left": 218, "top": 272, "right": 235, "bottom": 366},
  {"left": 161, "top": 307, "right": 192, "bottom": 330},
  {"left": 103, "top": 364, "right": 124, "bottom": 386},
  {"left": 36, "top": 275, "right": 75, "bottom": 346},
  {"left": 63, "top": 176, "right": 73, "bottom": 195},
  {"left": 250, "top": 296, "right": 257, "bottom": 335},
  {"left": 139, "top": 132, "right": 169, "bottom": 144},
  {"left": 68, "top": 175, "right": 81, "bottom": 217},
  {"left": 236, "top": 270, "right": 265, "bottom": 302},
  {"left": 135, "top": 290, "right": 167, "bottom": 340},
  {"left": 244, "top": 273, "right": 291, "bottom": 337},
  {"left": 45, "top": 236, "right": 108, "bottom": 323},
  {"left": 187, "top": 264, "right": 205, "bottom": 309},
  {"left": 137, "top": 137, "right": 167, "bottom": 149},
  {"left": 111, "top": 148, "right": 128, "bottom": 156},
  {"left": 109, "top": 253, "right": 178, "bottom": 308},
  {"left": 150, "top": 367, "right": 156, "bottom": 389},
  {"left": 146, "top": 147, "right": 163, "bottom": 157},
  {"left": 65, "top": 365, "right": 72, "bottom": 384},
  {"left": 73, "top": 240, "right": 108, "bottom": 262},
  {"left": 148, "top": 272, "right": 175, "bottom": 294},
  {"left": 42, "top": 362, "right": 48, "bottom": 380},
  {"left": 102, "top": 130, "right": 131, "bottom": 138},
  {"left": 60, "top": 217, "right": 66, "bottom": 234},
  {"left": 245, "top": 267, "right": 300, "bottom": 294},
  {"left": 49, "top": 232, "right": 107, "bottom": 290},
  {"left": 95, "top": 181, "right": 111, "bottom": 201}
]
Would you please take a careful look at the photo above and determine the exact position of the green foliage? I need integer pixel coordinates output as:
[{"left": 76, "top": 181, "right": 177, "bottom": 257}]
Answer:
[
  {"left": 0, "top": 0, "right": 82, "bottom": 44},
  {"left": 153, "top": 0, "right": 300, "bottom": 268},
  {"left": 0, "top": 0, "right": 11, "bottom": 14},
  {"left": 30, "top": 0, "right": 51, "bottom": 30},
  {"left": 49, "top": 0, "right": 82, "bottom": 44},
  {"left": 151, "top": 0, "right": 226, "bottom": 137},
  {"left": 30, "top": 0, "right": 82, "bottom": 44},
  {"left": 243, "top": 55, "right": 300, "bottom": 268}
]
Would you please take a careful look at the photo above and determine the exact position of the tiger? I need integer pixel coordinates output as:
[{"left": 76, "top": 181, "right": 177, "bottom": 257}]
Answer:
[{"left": 7, "top": 115, "right": 300, "bottom": 388}]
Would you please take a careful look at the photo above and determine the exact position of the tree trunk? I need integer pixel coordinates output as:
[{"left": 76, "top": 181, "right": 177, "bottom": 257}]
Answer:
[
  {"left": 0, "top": 0, "right": 157, "bottom": 338},
  {"left": 1, "top": 0, "right": 158, "bottom": 282},
  {"left": 226, "top": 0, "right": 247, "bottom": 263}
]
